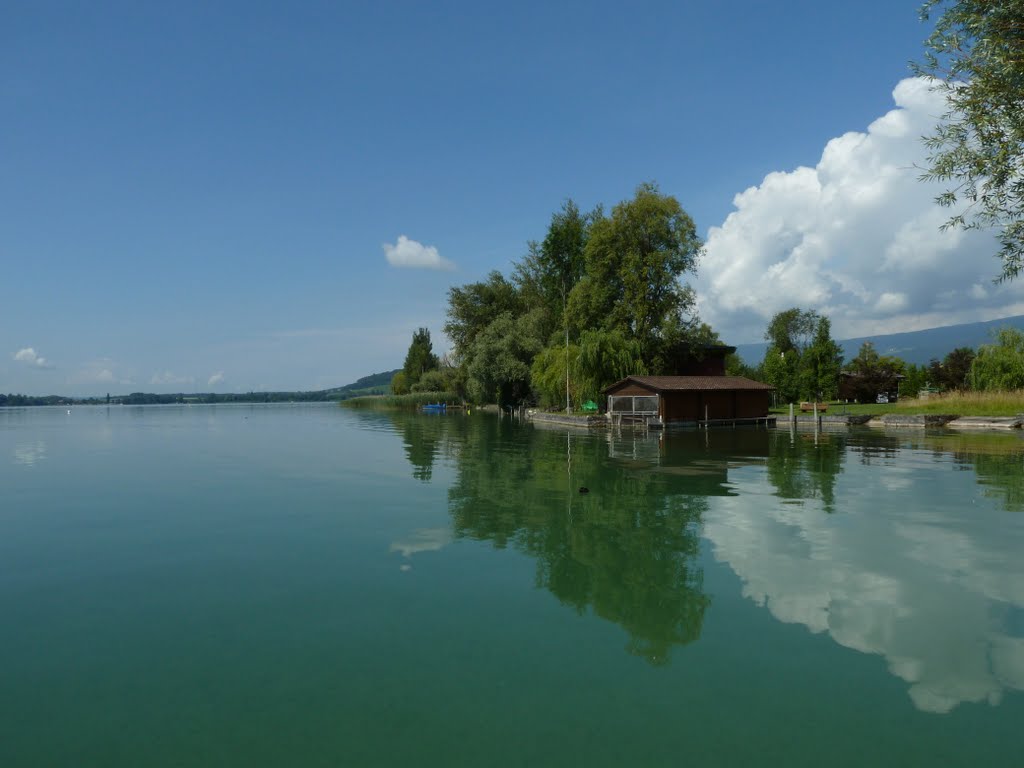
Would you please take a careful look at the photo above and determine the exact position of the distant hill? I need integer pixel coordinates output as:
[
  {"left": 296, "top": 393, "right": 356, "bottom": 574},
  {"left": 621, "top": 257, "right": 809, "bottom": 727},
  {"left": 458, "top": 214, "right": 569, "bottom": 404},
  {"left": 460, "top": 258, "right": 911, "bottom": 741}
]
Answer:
[
  {"left": 1, "top": 369, "right": 400, "bottom": 407},
  {"left": 322, "top": 369, "right": 399, "bottom": 398},
  {"left": 734, "top": 315, "right": 1024, "bottom": 366}
]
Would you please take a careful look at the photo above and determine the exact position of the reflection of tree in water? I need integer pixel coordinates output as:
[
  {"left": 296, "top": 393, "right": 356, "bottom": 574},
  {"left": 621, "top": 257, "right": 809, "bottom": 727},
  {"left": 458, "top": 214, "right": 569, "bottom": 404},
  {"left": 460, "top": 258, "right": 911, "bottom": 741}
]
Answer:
[
  {"left": 398, "top": 414, "right": 449, "bottom": 482},
  {"left": 445, "top": 416, "right": 713, "bottom": 665},
  {"left": 764, "top": 430, "right": 845, "bottom": 513},
  {"left": 901, "top": 432, "right": 1024, "bottom": 513},
  {"left": 971, "top": 452, "right": 1024, "bottom": 511}
]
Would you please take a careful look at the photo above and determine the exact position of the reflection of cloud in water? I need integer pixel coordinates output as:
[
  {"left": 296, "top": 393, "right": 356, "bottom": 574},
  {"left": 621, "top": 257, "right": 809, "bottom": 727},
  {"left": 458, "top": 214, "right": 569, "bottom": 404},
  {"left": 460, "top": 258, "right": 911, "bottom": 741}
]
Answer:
[
  {"left": 14, "top": 441, "right": 46, "bottom": 466},
  {"left": 704, "top": 474, "right": 1024, "bottom": 714},
  {"left": 390, "top": 528, "right": 452, "bottom": 558}
]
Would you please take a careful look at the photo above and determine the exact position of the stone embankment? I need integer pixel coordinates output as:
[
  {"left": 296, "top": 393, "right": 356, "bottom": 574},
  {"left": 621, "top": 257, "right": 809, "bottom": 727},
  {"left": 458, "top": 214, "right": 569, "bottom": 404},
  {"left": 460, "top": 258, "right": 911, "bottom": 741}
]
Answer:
[
  {"left": 780, "top": 413, "right": 1023, "bottom": 430},
  {"left": 865, "top": 414, "right": 959, "bottom": 428},
  {"left": 528, "top": 412, "right": 607, "bottom": 429},
  {"left": 788, "top": 415, "right": 873, "bottom": 427},
  {"left": 946, "top": 416, "right": 1024, "bottom": 430}
]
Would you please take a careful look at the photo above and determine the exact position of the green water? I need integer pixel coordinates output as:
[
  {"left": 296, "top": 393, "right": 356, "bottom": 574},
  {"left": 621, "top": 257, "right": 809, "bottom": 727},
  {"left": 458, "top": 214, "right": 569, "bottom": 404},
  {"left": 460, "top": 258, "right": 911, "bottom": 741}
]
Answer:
[{"left": 2, "top": 404, "right": 1023, "bottom": 767}]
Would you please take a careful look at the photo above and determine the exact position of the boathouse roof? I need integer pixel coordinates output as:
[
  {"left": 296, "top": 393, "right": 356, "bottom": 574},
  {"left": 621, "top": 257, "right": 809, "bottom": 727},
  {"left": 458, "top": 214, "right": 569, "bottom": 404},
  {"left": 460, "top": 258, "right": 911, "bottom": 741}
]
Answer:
[{"left": 602, "top": 375, "right": 774, "bottom": 394}]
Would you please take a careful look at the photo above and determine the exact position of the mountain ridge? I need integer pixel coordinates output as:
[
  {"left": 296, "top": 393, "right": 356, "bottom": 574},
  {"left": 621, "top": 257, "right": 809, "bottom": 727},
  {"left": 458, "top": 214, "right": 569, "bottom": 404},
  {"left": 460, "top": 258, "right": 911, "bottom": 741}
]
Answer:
[{"left": 733, "top": 315, "right": 1024, "bottom": 367}]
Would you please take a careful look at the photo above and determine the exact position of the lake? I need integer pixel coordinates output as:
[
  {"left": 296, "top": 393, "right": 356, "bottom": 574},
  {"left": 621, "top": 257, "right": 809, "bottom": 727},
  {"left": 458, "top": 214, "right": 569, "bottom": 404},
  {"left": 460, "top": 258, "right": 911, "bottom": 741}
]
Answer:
[{"left": 2, "top": 403, "right": 1023, "bottom": 766}]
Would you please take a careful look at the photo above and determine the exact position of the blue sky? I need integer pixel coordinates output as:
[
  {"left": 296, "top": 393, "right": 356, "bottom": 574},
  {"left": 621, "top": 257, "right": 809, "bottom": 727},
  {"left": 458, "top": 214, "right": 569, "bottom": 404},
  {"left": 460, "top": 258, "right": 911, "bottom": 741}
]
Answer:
[{"left": 5, "top": 1, "right": 1022, "bottom": 395}]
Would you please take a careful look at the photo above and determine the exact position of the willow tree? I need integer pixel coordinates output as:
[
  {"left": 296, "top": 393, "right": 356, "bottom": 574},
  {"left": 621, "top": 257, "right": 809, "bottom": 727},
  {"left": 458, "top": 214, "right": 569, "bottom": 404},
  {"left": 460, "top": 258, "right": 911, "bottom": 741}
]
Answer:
[
  {"left": 916, "top": 0, "right": 1024, "bottom": 281},
  {"left": 567, "top": 182, "right": 701, "bottom": 366}
]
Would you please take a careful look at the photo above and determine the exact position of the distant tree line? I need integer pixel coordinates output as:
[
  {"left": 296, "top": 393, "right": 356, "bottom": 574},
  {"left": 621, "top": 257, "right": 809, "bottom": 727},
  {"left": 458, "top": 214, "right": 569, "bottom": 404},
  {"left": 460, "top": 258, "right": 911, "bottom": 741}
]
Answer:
[
  {"left": 749, "top": 308, "right": 1024, "bottom": 403},
  {"left": 0, "top": 370, "right": 399, "bottom": 407}
]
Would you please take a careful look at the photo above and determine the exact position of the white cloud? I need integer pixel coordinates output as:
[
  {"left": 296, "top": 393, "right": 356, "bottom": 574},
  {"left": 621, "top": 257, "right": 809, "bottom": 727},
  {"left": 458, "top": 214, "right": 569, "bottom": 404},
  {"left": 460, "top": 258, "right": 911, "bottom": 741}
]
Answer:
[
  {"left": 150, "top": 371, "right": 195, "bottom": 387},
  {"left": 696, "top": 77, "right": 1024, "bottom": 343},
  {"left": 383, "top": 235, "right": 455, "bottom": 271},
  {"left": 13, "top": 347, "right": 53, "bottom": 368},
  {"left": 207, "top": 371, "right": 225, "bottom": 387},
  {"left": 65, "top": 358, "right": 134, "bottom": 390},
  {"left": 874, "top": 292, "right": 909, "bottom": 314}
]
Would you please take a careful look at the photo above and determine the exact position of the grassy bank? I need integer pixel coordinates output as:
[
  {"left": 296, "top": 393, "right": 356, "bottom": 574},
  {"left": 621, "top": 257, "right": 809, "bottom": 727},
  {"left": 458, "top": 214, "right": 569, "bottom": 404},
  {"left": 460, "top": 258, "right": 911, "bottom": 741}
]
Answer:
[
  {"left": 341, "top": 391, "right": 460, "bottom": 410},
  {"left": 773, "top": 390, "right": 1024, "bottom": 417},
  {"left": 891, "top": 390, "right": 1024, "bottom": 416}
]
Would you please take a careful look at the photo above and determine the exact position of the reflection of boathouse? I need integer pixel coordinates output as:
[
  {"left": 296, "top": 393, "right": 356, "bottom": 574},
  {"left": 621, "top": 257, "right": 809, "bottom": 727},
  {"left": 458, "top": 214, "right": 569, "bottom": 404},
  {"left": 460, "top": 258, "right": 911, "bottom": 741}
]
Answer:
[{"left": 604, "top": 375, "right": 773, "bottom": 426}]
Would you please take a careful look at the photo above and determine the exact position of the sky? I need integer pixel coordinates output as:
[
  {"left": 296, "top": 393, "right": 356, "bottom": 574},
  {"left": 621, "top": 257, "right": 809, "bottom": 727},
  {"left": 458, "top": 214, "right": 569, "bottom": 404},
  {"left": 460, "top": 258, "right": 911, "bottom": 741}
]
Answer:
[{"left": 4, "top": 1, "right": 1024, "bottom": 396}]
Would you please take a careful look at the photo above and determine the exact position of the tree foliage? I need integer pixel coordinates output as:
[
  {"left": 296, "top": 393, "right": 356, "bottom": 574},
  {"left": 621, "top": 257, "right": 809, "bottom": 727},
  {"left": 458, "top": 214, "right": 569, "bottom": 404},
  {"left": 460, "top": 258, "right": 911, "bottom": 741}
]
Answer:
[
  {"left": 901, "top": 363, "right": 930, "bottom": 398},
  {"left": 402, "top": 327, "right": 439, "bottom": 387},
  {"left": 410, "top": 369, "right": 447, "bottom": 393},
  {"left": 800, "top": 316, "right": 844, "bottom": 400},
  {"left": 567, "top": 182, "right": 701, "bottom": 363},
  {"left": 844, "top": 342, "right": 905, "bottom": 403},
  {"left": 760, "top": 309, "right": 842, "bottom": 402},
  {"left": 444, "top": 272, "right": 522, "bottom": 362},
  {"left": 928, "top": 346, "right": 977, "bottom": 390},
  {"left": 390, "top": 370, "right": 409, "bottom": 395},
  {"left": 514, "top": 199, "right": 596, "bottom": 343},
  {"left": 442, "top": 183, "right": 707, "bottom": 406},
  {"left": 970, "top": 327, "right": 1024, "bottom": 389},
  {"left": 915, "top": 0, "right": 1024, "bottom": 281},
  {"left": 762, "top": 346, "right": 801, "bottom": 404},
  {"left": 464, "top": 310, "right": 546, "bottom": 406},
  {"left": 764, "top": 308, "right": 819, "bottom": 355}
]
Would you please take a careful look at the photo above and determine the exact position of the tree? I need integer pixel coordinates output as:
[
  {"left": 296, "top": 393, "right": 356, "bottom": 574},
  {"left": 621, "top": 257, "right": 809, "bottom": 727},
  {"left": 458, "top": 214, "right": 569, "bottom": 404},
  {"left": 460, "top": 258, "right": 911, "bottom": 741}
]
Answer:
[
  {"left": 654, "top": 320, "right": 727, "bottom": 376},
  {"left": 764, "top": 308, "right": 819, "bottom": 356},
  {"left": 969, "top": 327, "right": 1024, "bottom": 389},
  {"left": 902, "top": 362, "right": 929, "bottom": 398},
  {"left": 514, "top": 199, "right": 596, "bottom": 343},
  {"left": 530, "top": 342, "right": 583, "bottom": 409},
  {"left": 410, "top": 369, "right": 448, "bottom": 393},
  {"left": 844, "top": 342, "right": 905, "bottom": 402},
  {"left": 915, "top": 0, "right": 1024, "bottom": 281},
  {"left": 760, "top": 309, "right": 840, "bottom": 401},
  {"left": 576, "top": 329, "right": 646, "bottom": 404},
  {"left": 444, "top": 272, "right": 522, "bottom": 361},
  {"left": 762, "top": 346, "right": 800, "bottom": 404},
  {"left": 928, "top": 346, "right": 977, "bottom": 390},
  {"left": 799, "top": 316, "right": 843, "bottom": 400},
  {"left": 402, "top": 327, "right": 439, "bottom": 387},
  {"left": 390, "top": 370, "right": 409, "bottom": 395},
  {"left": 464, "top": 310, "right": 546, "bottom": 405},
  {"left": 567, "top": 183, "right": 701, "bottom": 364}
]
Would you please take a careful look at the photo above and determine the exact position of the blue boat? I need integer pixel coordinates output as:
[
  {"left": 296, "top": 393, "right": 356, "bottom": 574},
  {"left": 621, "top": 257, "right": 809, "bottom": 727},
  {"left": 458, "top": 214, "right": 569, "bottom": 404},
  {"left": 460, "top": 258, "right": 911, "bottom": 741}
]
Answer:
[{"left": 421, "top": 403, "right": 447, "bottom": 412}]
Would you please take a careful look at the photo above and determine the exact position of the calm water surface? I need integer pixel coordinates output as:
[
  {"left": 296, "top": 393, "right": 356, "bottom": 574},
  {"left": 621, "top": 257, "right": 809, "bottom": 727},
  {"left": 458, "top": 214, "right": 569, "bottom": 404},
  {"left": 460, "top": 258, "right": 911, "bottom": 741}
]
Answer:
[{"left": 2, "top": 404, "right": 1024, "bottom": 766}]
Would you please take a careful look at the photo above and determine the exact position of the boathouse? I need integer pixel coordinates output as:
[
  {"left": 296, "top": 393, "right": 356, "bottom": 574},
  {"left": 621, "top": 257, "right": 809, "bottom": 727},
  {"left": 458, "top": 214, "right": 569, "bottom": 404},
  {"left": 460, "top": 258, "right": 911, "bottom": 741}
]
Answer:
[{"left": 603, "top": 375, "right": 774, "bottom": 425}]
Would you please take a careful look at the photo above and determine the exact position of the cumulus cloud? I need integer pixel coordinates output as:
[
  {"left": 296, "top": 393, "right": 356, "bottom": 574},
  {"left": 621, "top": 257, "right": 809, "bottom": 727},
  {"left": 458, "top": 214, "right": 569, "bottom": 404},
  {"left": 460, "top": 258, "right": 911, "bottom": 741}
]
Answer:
[
  {"left": 383, "top": 235, "right": 454, "bottom": 271},
  {"left": 69, "top": 359, "right": 133, "bottom": 388},
  {"left": 207, "top": 372, "right": 225, "bottom": 387},
  {"left": 696, "top": 77, "right": 1024, "bottom": 343},
  {"left": 150, "top": 371, "right": 195, "bottom": 387},
  {"left": 13, "top": 347, "right": 53, "bottom": 368}
]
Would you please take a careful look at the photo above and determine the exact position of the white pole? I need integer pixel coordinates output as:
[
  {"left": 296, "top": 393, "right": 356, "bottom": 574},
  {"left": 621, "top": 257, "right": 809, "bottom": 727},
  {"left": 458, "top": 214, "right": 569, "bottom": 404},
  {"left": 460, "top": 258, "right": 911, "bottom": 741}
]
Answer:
[{"left": 564, "top": 283, "right": 571, "bottom": 414}]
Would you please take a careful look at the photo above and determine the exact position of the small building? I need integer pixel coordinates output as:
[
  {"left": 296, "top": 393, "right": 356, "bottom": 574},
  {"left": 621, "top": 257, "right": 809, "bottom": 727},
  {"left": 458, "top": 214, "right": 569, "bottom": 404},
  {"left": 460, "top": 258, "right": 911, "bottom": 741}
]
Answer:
[{"left": 603, "top": 375, "right": 774, "bottom": 426}]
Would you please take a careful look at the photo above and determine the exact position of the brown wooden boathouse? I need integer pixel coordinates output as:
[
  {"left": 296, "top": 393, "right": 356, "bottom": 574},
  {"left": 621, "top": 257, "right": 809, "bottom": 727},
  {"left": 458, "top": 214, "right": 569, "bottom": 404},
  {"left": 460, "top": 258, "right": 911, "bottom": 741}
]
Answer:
[{"left": 603, "top": 375, "right": 774, "bottom": 425}]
